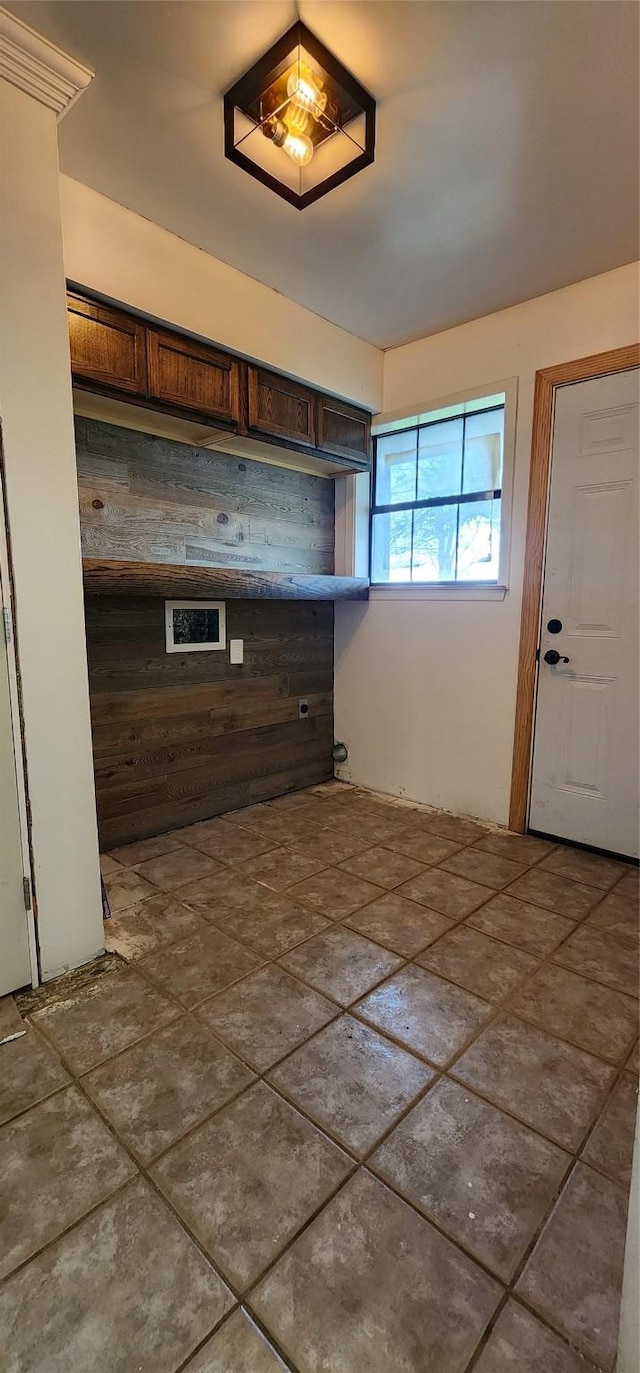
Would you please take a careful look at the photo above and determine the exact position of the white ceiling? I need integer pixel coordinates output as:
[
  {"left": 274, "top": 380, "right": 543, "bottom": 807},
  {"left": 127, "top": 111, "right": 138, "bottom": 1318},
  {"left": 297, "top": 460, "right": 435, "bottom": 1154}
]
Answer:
[{"left": 8, "top": 0, "right": 640, "bottom": 348}]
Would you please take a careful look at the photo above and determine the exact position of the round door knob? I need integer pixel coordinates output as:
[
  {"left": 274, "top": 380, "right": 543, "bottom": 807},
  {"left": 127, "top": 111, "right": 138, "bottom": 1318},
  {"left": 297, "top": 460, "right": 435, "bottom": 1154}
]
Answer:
[{"left": 544, "top": 649, "right": 570, "bottom": 665}]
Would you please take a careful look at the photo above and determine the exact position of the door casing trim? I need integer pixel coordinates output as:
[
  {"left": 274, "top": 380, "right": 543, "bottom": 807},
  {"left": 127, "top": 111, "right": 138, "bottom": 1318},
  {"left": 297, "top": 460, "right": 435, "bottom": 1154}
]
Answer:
[{"left": 509, "top": 343, "right": 640, "bottom": 833}]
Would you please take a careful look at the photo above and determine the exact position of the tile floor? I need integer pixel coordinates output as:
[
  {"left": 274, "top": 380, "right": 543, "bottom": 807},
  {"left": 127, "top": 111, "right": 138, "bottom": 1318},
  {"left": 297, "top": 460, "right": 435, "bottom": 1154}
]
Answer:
[{"left": 1, "top": 782, "right": 638, "bottom": 1373}]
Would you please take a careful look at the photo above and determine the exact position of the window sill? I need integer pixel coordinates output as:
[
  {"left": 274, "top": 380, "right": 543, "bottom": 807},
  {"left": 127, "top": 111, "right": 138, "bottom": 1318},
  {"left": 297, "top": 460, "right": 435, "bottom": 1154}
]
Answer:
[{"left": 369, "top": 583, "right": 508, "bottom": 602}]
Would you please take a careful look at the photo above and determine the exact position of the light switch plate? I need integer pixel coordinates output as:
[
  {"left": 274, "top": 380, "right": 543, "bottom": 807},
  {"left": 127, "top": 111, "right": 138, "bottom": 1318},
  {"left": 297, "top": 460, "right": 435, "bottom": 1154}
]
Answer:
[{"left": 229, "top": 638, "right": 243, "bottom": 665}]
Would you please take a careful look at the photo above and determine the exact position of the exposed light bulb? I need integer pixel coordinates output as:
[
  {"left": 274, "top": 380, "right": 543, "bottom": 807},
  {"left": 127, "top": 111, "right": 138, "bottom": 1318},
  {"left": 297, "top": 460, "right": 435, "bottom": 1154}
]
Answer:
[
  {"left": 282, "top": 130, "right": 314, "bottom": 165},
  {"left": 263, "top": 116, "right": 314, "bottom": 166},
  {"left": 286, "top": 65, "right": 327, "bottom": 116},
  {"left": 284, "top": 101, "right": 311, "bottom": 135}
]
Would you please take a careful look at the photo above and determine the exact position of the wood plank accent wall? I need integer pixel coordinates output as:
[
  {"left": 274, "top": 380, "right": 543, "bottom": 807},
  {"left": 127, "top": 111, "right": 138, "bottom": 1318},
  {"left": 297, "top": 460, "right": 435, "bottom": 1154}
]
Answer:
[
  {"left": 75, "top": 416, "right": 335, "bottom": 574},
  {"left": 86, "top": 595, "right": 334, "bottom": 849},
  {"left": 78, "top": 417, "right": 336, "bottom": 847}
]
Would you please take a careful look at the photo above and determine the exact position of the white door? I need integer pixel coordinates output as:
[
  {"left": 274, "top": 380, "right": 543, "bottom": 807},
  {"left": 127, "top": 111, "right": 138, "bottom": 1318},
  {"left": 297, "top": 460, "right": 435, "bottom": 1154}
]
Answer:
[
  {"left": 0, "top": 579, "right": 31, "bottom": 994},
  {"left": 529, "top": 368, "right": 639, "bottom": 858}
]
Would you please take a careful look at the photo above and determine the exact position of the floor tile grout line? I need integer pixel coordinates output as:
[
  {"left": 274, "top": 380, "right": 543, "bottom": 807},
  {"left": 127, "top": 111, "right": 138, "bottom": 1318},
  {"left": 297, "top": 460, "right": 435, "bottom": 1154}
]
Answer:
[
  {"left": 461, "top": 1288, "right": 513, "bottom": 1373},
  {"left": 0, "top": 1078, "right": 73, "bottom": 1132},
  {"left": 153, "top": 1138, "right": 360, "bottom": 1318},
  {"left": 442, "top": 1063, "right": 615, "bottom": 1159},
  {"left": 24, "top": 845, "right": 638, "bottom": 1161},
  {"left": 14, "top": 788, "right": 636, "bottom": 1364},
  {"left": 25, "top": 983, "right": 187, "bottom": 1079},
  {"left": 5, "top": 977, "right": 629, "bottom": 1329},
  {"left": 412, "top": 917, "right": 637, "bottom": 1061},
  {"left": 457, "top": 1047, "right": 638, "bottom": 1369},
  {"left": 261, "top": 1054, "right": 439, "bottom": 1169},
  {"left": 238, "top": 1139, "right": 608, "bottom": 1373},
  {"left": 5, "top": 1022, "right": 251, "bottom": 1336},
  {"left": 9, "top": 957, "right": 597, "bottom": 1314},
  {"left": 104, "top": 810, "right": 637, "bottom": 1003},
  {"left": 563, "top": 1056, "right": 639, "bottom": 1188},
  {"left": 131, "top": 937, "right": 272, "bottom": 1008},
  {"left": 173, "top": 1302, "right": 301, "bottom": 1373},
  {"left": 125, "top": 954, "right": 627, "bottom": 1235},
  {"left": 190, "top": 1001, "right": 345, "bottom": 1082},
  {"left": 0, "top": 1174, "right": 139, "bottom": 1293},
  {"left": 2, "top": 1031, "right": 624, "bottom": 1373},
  {"left": 109, "top": 867, "right": 639, "bottom": 1018},
  {"left": 72, "top": 942, "right": 632, "bottom": 1192},
  {"left": 85, "top": 1061, "right": 261, "bottom": 1173},
  {"left": 461, "top": 1287, "right": 609, "bottom": 1373},
  {"left": 25, "top": 971, "right": 368, "bottom": 1194},
  {"left": 28, "top": 876, "right": 633, "bottom": 1168},
  {"left": 0, "top": 1020, "right": 77, "bottom": 1129},
  {"left": 463, "top": 1155, "right": 618, "bottom": 1372},
  {"left": 108, "top": 780, "right": 638, "bottom": 886},
  {"left": 364, "top": 1128, "right": 620, "bottom": 1372},
  {"left": 162, "top": 875, "right": 636, "bottom": 1009},
  {"left": 136, "top": 843, "right": 345, "bottom": 890},
  {"left": 348, "top": 977, "right": 626, "bottom": 1158},
  {"left": 268, "top": 919, "right": 633, "bottom": 1095},
  {"left": 112, "top": 805, "right": 510, "bottom": 913},
  {"left": 137, "top": 1028, "right": 350, "bottom": 1170},
  {"left": 238, "top": 922, "right": 632, "bottom": 1161}
]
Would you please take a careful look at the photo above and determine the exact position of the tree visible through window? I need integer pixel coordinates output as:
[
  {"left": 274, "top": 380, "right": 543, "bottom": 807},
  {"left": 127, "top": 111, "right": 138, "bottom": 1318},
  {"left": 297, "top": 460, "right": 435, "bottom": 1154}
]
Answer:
[{"left": 371, "top": 396, "right": 505, "bottom": 583}]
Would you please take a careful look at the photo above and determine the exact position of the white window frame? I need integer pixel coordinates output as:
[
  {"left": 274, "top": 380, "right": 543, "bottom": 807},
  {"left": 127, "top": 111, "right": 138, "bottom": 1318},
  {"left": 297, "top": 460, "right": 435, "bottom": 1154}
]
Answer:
[
  {"left": 165, "top": 600, "right": 227, "bottom": 653},
  {"left": 335, "top": 378, "right": 517, "bottom": 601}
]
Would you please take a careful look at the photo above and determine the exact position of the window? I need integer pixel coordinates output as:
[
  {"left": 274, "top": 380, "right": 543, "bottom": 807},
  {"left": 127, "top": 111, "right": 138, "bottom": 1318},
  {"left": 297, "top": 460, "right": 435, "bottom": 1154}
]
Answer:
[{"left": 371, "top": 392, "right": 507, "bottom": 586}]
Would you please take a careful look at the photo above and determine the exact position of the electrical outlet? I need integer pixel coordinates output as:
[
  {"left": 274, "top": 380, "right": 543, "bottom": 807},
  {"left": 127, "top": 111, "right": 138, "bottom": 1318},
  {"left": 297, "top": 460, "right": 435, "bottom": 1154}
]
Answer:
[
  {"left": 298, "top": 698, "right": 310, "bottom": 718},
  {"left": 229, "top": 639, "right": 243, "bottom": 665}
]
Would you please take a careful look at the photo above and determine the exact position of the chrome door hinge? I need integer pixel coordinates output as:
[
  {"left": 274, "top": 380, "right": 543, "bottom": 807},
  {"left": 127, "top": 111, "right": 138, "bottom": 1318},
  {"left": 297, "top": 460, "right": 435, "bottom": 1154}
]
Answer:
[
  {"left": 2, "top": 606, "right": 11, "bottom": 645},
  {"left": 23, "top": 876, "right": 32, "bottom": 911}
]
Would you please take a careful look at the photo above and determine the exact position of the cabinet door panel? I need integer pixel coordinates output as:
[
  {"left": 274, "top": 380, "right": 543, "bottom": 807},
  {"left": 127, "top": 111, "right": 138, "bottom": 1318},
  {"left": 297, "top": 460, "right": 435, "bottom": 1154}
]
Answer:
[
  {"left": 317, "top": 396, "right": 371, "bottom": 464},
  {"left": 248, "top": 367, "right": 316, "bottom": 447},
  {"left": 148, "top": 329, "right": 240, "bottom": 424},
  {"left": 68, "top": 294, "right": 147, "bottom": 395}
]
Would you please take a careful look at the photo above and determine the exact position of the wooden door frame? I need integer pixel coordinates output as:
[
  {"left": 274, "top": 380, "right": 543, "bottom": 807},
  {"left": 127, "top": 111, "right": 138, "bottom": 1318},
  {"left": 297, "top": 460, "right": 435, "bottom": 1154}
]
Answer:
[{"left": 509, "top": 342, "right": 640, "bottom": 833}]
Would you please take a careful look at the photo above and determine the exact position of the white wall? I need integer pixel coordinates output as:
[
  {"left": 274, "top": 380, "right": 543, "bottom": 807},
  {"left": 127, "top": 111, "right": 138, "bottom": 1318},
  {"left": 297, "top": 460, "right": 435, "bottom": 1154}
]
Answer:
[
  {"left": 618, "top": 1101, "right": 639, "bottom": 1373},
  {"left": 60, "top": 177, "right": 383, "bottom": 413},
  {"left": 0, "top": 81, "right": 104, "bottom": 979},
  {"left": 335, "top": 263, "right": 639, "bottom": 823}
]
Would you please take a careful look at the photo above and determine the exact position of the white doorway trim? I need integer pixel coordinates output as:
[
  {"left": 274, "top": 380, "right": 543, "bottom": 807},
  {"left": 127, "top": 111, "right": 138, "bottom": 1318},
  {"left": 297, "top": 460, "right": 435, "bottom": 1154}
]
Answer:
[
  {"left": 0, "top": 445, "right": 38, "bottom": 988},
  {"left": 510, "top": 343, "right": 640, "bottom": 835}
]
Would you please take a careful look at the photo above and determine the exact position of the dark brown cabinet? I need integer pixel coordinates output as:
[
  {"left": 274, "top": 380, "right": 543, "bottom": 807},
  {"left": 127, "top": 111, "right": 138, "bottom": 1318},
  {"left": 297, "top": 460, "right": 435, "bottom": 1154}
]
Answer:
[
  {"left": 68, "top": 294, "right": 147, "bottom": 396},
  {"left": 67, "top": 290, "right": 371, "bottom": 471},
  {"left": 147, "top": 328, "right": 240, "bottom": 425},
  {"left": 317, "top": 395, "right": 371, "bottom": 463},
  {"left": 247, "top": 366, "right": 316, "bottom": 448}
]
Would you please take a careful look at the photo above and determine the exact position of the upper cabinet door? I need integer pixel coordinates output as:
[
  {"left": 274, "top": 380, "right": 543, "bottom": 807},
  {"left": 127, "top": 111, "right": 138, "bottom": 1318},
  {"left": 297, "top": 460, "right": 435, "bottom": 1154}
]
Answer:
[
  {"left": 317, "top": 396, "right": 371, "bottom": 464},
  {"left": 248, "top": 366, "right": 316, "bottom": 448},
  {"left": 147, "top": 329, "right": 240, "bottom": 424},
  {"left": 68, "top": 294, "right": 147, "bottom": 395}
]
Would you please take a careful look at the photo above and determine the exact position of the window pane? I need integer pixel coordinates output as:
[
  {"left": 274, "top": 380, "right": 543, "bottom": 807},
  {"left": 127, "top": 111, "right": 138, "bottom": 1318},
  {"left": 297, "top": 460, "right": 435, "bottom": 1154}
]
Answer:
[
  {"left": 371, "top": 509, "right": 412, "bottom": 582},
  {"left": 411, "top": 505, "right": 458, "bottom": 581},
  {"left": 417, "top": 418, "right": 463, "bottom": 500},
  {"left": 456, "top": 498, "right": 501, "bottom": 580},
  {"left": 462, "top": 409, "right": 504, "bottom": 493},
  {"left": 374, "top": 430, "right": 416, "bottom": 506}
]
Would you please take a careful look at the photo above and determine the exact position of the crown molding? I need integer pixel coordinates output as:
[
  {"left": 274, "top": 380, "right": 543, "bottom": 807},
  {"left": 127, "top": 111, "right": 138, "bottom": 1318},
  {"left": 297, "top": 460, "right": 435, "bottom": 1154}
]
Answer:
[{"left": 0, "top": 6, "right": 93, "bottom": 116}]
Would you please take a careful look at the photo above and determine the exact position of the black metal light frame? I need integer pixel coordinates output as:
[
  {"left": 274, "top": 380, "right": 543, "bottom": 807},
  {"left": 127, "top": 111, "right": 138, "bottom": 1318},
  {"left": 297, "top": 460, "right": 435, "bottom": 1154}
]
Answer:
[{"left": 223, "top": 21, "right": 376, "bottom": 210}]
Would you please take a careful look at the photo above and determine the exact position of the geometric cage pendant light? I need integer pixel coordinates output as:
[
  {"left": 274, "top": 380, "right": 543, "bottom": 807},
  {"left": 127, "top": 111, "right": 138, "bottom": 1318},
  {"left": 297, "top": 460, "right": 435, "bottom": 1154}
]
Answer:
[{"left": 224, "top": 21, "right": 376, "bottom": 210}]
